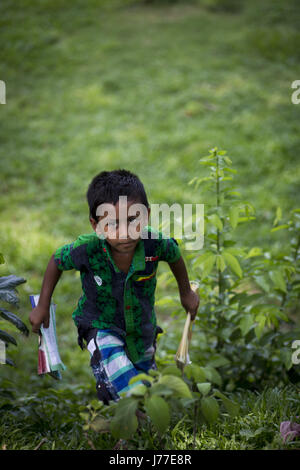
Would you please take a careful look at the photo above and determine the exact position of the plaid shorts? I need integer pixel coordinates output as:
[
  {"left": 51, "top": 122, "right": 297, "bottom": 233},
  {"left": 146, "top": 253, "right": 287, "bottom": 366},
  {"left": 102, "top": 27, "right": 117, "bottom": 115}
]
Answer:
[{"left": 87, "top": 329, "right": 157, "bottom": 402}]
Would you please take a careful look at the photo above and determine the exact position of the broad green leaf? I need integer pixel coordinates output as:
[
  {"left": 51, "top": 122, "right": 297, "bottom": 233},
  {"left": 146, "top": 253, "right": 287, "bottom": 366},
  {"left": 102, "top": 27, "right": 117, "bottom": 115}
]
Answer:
[
  {"left": 207, "top": 233, "right": 218, "bottom": 241},
  {"left": 129, "top": 373, "right": 153, "bottom": 386},
  {"left": 130, "top": 384, "right": 148, "bottom": 397},
  {"left": 254, "top": 316, "right": 266, "bottom": 339},
  {"left": 216, "top": 168, "right": 224, "bottom": 179},
  {"left": 243, "top": 202, "right": 255, "bottom": 215},
  {"left": 209, "top": 214, "right": 223, "bottom": 231},
  {"left": 216, "top": 254, "right": 226, "bottom": 272},
  {"left": 225, "top": 247, "right": 246, "bottom": 257},
  {"left": 270, "top": 224, "right": 289, "bottom": 233},
  {"left": 201, "top": 396, "right": 219, "bottom": 424},
  {"left": 149, "top": 383, "right": 173, "bottom": 397},
  {"left": 245, "top": 247, "right": 263, "bottom": 258},
  {"left": 91, "top": 416, "right": 110, "bottom": 433},
  {"left": 148, "top": 369, "right": 160, "bottom": 377},
  {"left": 238, "top": 216, "right": 256, "bottom": 223},
  {"left": 201, "top": 366, "right": 222, "bottom": 386},
  {"left": 184, "top": 364, "right": 207, "bottom": 383},
  {"left": 276, "top": 309, "right": 289, "bottom": 322},
  {"left": 223, "top": 167, "right": 237, "bottom": 174},
  {"left": 193, "top": 251, "right": 215, "bottom": 268},
  {"left": 110, "top": 397, "right": 138, "bottom": 439},
  {"left": 199, "top": 154, "right": 215, "bottom": 165},
  {"left": 161, "top": 365, "right": 182, "bottom": 377},
  {"left": 200, "top": 152, "right": 216, "bottom": 161},
  {"left": 269, "top": 270, "right": 287, "bottom": 293},
  {"left": 199, "top": 160, "right": 216, "bottom": 166},
  {"left": 239, "top": 314, "right": 254, "bottom": 336},
  {"left": 89, "top": 399, "right": 104, "bottom": 411},
  {"left": 284, "top": 265, "right": 296, "bottom": 280},
  {"left": 222, "top": 176, "right": 233, "bottom": 182},
  {"left": 197, "top": 382, "right": 211, "bottom": 396},
  {"left": 197, "top": 176, "right": 214, "bottom": 184},
  {"left": 229, "top": 327, "right": 242, "bottom": 341},
  {"left": 251, "top": 304, "right": 278, "bottom": 317},
  {"left": 207, "top": 355, "right": 230, "bottom": 368},
  {"left": 244, "top": 327, "right": 256, "bottom": 344},
  {"left": 188, "top": 176, "right": 198, "bottom": 186},
  {"left": 159, "top": 375, "right": 192, "bottom": 398},
  {"left": 223, "top": 251, "right": 242, "bottom": 278},
  {"left": 229, "top": 206, "right": 240, "bottom": 229},
  {"left": 201, "top": 254, "right": 216, "bottom": 279},
  {"left": 279, "top": 348, "right": 293, "bottom": 371},
  {"left": 223, "top": 239, "right": 236, "bottom": 247},
  {"left": 145, "top": 395, "right": 170, "bottom": 434},
  {"left": 223, "top": 156, "right": 232, "bottom": 165},
  {"left": 0, "top": 253, "right": 4, "bottom": 264},
  {"left": 213, "top": 390, "right": 240, "bottom": 417},
  {"left": 253, "top": 275, "right": 270, "bottom": 293},
  {"left": 273, "top": 206, "right": 282, "bottom": 226},
  {"left": 230, "top": 292, "right": 262, "bottom": 307}
]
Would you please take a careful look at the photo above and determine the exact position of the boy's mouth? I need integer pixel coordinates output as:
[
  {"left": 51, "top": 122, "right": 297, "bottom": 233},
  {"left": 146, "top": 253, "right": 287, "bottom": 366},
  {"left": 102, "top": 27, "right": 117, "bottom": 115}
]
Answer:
[{"left": 118, "top": 241, "right": 135, "bottom": 246}]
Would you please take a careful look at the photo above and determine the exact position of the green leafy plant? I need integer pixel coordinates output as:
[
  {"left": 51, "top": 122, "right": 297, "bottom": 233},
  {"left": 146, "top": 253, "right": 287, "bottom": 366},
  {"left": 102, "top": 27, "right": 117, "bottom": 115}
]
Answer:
[
  {"left": 186, "top": 148, "right": 300, "bottom": 390},
  {"left": 0, "top": 253, "right": 29, "bottom": 367},
  {"left": 82, "top": 364, "right": 240, "bottom": 446},
  {"left": 82, "top": 368, "right": 192, "bottom": 441},
  {"left": 82, "top": 148, "right": 300, "bottom": 446},
  {"left": 181, "top": 362, "right": 240, "bottom": 448}
]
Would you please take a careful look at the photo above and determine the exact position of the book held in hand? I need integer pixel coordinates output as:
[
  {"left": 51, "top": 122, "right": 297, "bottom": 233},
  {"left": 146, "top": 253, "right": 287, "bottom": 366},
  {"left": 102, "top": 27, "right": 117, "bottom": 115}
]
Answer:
[{"left": 29, "top": 294, "right": 66, "bottom": 380}]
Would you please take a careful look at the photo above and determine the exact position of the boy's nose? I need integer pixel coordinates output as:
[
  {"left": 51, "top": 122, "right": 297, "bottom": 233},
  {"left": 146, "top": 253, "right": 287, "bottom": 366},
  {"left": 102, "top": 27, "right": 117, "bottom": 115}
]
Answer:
[{"left": 118, "top": 222, "right": 129, "bottom": 239}]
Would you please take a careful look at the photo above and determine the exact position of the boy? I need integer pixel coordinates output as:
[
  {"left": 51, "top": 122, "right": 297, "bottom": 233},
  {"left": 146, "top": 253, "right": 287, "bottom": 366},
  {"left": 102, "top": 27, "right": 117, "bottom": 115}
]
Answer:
[{"left": 29, "top": 169, "right": 199, "bottom": 404}]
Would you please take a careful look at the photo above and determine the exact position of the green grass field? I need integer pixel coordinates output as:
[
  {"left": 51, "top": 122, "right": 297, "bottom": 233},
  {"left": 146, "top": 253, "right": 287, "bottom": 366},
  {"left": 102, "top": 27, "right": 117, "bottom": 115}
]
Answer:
[
  {"left": 0, "top": 0, "right": 300, "bottom": 450},
  {"left": 0, "top": 385, "right": 299, "bottom": 450}
]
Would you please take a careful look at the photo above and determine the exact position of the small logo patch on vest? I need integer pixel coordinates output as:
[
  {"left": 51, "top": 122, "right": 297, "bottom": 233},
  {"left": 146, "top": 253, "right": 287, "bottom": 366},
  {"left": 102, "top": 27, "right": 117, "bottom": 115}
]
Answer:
[
  {"left": 145, "top": 256, "right": 159, "bottom": 262},
  {"left": 94, "top": 275, "right": 103, "bottom": 286}
]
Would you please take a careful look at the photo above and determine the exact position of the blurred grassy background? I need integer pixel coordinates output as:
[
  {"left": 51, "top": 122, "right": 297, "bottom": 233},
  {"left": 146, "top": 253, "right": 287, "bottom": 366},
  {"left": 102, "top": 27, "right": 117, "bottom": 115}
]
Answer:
[{"left": 0, "top": 0, "right": 299, "bottom": 390}]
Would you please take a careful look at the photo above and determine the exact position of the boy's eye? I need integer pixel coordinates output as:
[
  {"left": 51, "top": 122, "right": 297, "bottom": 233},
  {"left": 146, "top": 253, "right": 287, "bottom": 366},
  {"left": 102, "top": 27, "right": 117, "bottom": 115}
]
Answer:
[{"left": 106, "top": 218, "right": 138, "bottom": 228}]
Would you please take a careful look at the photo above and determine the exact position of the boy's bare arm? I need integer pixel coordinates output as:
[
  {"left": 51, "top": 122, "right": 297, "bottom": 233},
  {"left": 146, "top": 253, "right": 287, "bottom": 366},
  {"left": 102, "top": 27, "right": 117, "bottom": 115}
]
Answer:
[
  {"left": 29, "top": 254, "right": 62, "bottom": 333},
  {"left": 168, "top": 256, "right": 200, "bottom": 320}
]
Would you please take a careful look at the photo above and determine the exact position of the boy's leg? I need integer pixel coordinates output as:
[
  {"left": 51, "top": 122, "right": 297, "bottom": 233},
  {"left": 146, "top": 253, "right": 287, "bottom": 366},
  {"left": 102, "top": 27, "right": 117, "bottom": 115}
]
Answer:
[
  {"left": 133, "top": 344, "right": 157, "bottom": 373},
  {"left": 87, "top": 329, "right": 145, "bottom": 404},
  {"left": 133, "top": 326, "right": 163, "bottom": 373}
]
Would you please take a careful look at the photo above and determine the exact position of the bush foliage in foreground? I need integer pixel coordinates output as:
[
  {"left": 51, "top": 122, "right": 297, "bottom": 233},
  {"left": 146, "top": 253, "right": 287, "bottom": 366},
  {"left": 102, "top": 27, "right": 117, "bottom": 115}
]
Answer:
[{"left": 81, "top": 148, "right": 300, "bottom": 445}]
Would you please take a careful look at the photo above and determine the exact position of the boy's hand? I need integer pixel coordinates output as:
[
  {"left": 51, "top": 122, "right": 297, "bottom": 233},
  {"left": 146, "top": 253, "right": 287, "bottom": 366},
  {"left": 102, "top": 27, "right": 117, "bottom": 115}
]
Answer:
[
  {"left": 180, "top": 289, "right": 200, "bottom": 321},
  {"left": 29, "top": 305, "right": 50, "bottom": 334}
]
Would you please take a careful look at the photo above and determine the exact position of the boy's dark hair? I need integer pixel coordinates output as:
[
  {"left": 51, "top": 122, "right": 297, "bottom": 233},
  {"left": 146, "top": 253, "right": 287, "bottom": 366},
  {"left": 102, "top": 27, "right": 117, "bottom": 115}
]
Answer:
[{"left": 87, "top": 169, "right": 149, "bottom": 221}]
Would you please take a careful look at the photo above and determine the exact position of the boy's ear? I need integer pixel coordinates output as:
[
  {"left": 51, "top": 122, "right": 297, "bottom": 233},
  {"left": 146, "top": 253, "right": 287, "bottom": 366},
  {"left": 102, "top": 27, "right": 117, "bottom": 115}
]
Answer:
[{"left": 90, "top": 217, "right": 98, "bottom": 231}]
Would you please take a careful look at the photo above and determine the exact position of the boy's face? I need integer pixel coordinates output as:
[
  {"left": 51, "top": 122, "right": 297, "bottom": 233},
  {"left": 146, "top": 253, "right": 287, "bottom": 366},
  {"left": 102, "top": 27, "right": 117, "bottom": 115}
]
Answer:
[{"left": 90, "top": 198, "right": 150, "bottom": 254}]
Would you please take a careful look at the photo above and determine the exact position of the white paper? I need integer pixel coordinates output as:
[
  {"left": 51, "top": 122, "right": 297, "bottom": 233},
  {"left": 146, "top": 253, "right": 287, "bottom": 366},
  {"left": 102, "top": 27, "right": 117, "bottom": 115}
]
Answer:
[{"left": 31, "top": 294, "right": 66, "bottom": 373}]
